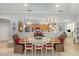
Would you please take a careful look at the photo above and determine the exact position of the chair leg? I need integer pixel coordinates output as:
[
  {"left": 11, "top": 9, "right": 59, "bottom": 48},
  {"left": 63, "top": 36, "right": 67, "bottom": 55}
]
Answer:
[
  {"left": 46, "top": 49, "right": 47, "bottom": 55},
  {"left": 35, "top": 49, "right": 36, "bottom": 55},
  {"left": 31, "top": 49, "right": 33, "bottom": 56},
  {"left": 41, "top": 49, "right": 43, "bottom": 56},
  {"left": 53, "top": 48, "right": 55, "bottom": 55},
  {"left": 52, "top": 49, "right": 54, "bottom": 55},
  {"left": 52, "top": 48, "right": 55, "bottom": 55},
  {"left": 25, "top": 49, "right": 26, "bottom": 55}
]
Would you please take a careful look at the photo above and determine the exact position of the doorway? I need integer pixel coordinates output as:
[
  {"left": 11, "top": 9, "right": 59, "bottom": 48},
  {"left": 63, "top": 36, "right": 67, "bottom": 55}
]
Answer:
[{"left": 0, "top": 19, "right": 10, "bottom": 41}]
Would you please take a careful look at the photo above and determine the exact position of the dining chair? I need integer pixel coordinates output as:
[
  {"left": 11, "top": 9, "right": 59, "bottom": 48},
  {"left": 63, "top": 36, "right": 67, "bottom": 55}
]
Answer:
[
  {"left": 46, "top": 42, "right": 55, "bottom": 55},
  {"left": 12, "top": 34, "right": 24, "bottom": 54},
  {"left": 34, "top": 44, "right": 43, "bottom": 56},
  {"left": 24, "top": 42, "right": 33, "bottom": 55}
]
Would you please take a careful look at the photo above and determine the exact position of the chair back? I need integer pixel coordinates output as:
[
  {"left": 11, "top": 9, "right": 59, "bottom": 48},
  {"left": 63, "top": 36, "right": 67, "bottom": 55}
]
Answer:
[
  {"left": 25, "top": 42, "right": 33, "bottom": 48},
  {"left": 34, "top": 43, "right": 43, "bottom": 49},
  {"left": 12, "top": 34, "right": 18, "bottom": 39},
  {"left": 46, "top": 42, "right": 54, "bottom": 48},
  {"left": 12, "top": 34, "right": 19, "bottom": 45}
]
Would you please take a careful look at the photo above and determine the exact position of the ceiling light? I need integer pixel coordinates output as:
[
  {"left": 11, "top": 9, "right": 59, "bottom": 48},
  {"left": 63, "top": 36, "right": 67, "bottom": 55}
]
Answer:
[
  {"left": 20, "top": 27, "right": 22, "bottom": 30},
  {"left": 24, "top": 4, "right": 27, "bottom": 7},
  {"left": 56, "top": 4, "right": 59, "bottom": 8},
  {"left": 27, "top": 9, "right": 32, "bottom": 12},
  {"left": 49, "top": 25, "right": 52, "bottom": 28},
  {"left": 23, "top": 24, "right": 26, "bottom": 28},
  {"left": 58, "top": 10, "right": 63, "bottom": 12},
  {"left": 52, "top": 27, "right": 55, "bottom": 30},
  {"left": 27, "top": 21, "right": 32, "bottom": 25},
  {"left": 46, "top": 22, "right": 48, "bottom": 25}
]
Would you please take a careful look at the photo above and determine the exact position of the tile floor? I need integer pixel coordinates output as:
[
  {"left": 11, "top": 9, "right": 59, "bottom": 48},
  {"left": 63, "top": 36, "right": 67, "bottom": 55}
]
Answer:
[{"left": 0, "top": 37, "right": 79, "bottom": 56}]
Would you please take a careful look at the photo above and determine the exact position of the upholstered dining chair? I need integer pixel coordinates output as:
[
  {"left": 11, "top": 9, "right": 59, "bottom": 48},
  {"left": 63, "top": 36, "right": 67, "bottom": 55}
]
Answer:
[
  {"left": 24, "top": 42, "right": 33, "bottom": 55},
  {"left": 12, "top": 34, "right": 24, "bottom": 54},
  {"left": 34, "top": 44, "right": 43, "bottom": 56},
  {"left": 45, "top": 42, "right": 55, "bottom": 55}
]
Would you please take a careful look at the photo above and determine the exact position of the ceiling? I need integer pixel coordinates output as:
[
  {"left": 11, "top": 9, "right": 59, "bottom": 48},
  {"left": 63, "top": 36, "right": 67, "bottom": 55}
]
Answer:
[{"left": 0, "top": 3, "right": 79, "bottom": 14}]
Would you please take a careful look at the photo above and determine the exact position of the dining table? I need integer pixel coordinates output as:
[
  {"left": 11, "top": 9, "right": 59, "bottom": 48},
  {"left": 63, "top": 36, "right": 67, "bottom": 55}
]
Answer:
[{"left": 19, "top": 36, "right": 61, "bottom": 45}]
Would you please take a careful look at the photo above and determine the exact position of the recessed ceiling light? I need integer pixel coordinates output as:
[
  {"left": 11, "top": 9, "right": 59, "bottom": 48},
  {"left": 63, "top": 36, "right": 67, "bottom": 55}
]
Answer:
[
  {"left": 56, "top": 4, "right": 60, "bottom": 8},
  {"left": 27, "top": 9, "right": 32, "bottom": 12},
  {"left": 24, "top": 4, "right": 27, "bottom": 7},
  {"left": 58, "top": 10, "right": 63, "bottom": 12}
]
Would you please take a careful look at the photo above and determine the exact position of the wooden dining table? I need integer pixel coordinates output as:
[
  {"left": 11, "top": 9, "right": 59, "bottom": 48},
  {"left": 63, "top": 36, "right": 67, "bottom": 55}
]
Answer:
[{"left": 19, "top": 37, "right": 61, "bottom": 45}]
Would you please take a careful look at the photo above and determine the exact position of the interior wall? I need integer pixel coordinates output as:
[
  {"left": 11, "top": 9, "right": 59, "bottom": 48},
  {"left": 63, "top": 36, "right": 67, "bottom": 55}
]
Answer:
[
  {"left": 0, "top": 13, "right": 77, "bottom": 22},
  {"left": 0, "top": 13, "right": 78, "bottom": 40}
]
